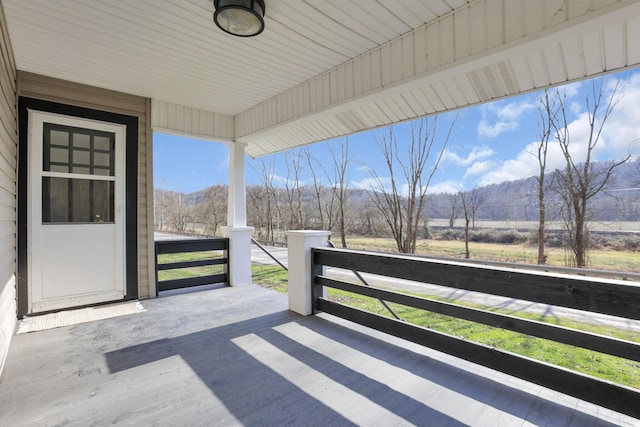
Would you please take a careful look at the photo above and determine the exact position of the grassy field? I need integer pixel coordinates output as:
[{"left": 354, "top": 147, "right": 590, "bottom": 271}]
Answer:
[
  {"left": 250, "top": 263, "right": 640, "bottom": 389},
  {"left": 342, "top": 237, "right": 640, "bottom": 273},
  {"left": 157, "top": 252, "right": 225, "bottom": 282}
]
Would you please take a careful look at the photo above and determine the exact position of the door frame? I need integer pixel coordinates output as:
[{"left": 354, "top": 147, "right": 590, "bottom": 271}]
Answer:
[{"left": 17, "top": 98, "right": 139, "bottom": 317}]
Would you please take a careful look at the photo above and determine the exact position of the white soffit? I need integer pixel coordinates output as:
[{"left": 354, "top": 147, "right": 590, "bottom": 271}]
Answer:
[
  {"left": 3, "top": 0, "right": 640, "bottom": 157},
  {"left": 239, "top": 0, "right": 640, "bottom": 157}
]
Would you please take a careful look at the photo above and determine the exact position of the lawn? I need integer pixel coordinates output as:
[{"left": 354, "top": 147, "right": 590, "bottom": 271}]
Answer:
[
  {"left": 342, "top": 237, "right": 640, "bottom": 273},
  {"left": 157, "top": 251, "right": 225, "bottom": 282}
]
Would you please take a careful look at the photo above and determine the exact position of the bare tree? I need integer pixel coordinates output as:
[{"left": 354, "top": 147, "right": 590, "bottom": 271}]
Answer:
[
  {"left": 259, "top": 160, "right": 281, "bottom": 241},
  {"left": 303, "top": 148, "right": 326, "bottom": 230},
  {"left": 551, "top": 79, "right": 630, "bottom": 267},
  {"left": 330, "top": 137, "right": 351, "bottom": 247},
  {"left": 368, "top": 115, "right": 458, "bottom": 253},
  {"left": 154, "top": 188, "right": 167, "bottom": 231},
  {"left": 533, "top": 89, "right": 557, "bottom": 264},
  {"left": 447, "top": 193, "right": 460, "bottom": 228},
  {"left": 303, "top": 146, "right": 341, "bottom": 232},
  {"left": 283, "top": 150, "right": 305, "bottom": 229},
  {"left": 467, "top": 187, "right": 486, "bottom": 229},
  {"left": 246, "top": 184, "right": 267, "bottom": 238},
  {"left": 202, "top": 184, "right": 227, "bottom": 236},
  {"left": 459, "top": 191, "right": 471, "bottom": 259},
  {"left": 165, "top": 190, "right": 191, "bottom": 233}
]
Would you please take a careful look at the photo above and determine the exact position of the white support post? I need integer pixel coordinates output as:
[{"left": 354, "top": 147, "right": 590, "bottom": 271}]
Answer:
[
  {"left": 223, "top": 142, "right": 253, "bottom": 286},
  {"left": 286, "top": 230, "right": 331, "bottom": 316}
]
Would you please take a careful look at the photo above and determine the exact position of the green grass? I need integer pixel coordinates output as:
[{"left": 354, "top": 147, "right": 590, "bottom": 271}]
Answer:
[
  {"left": 250, "top": 263, "right": 640, "bottom": 389},
  {"left": 252, "top": 264, "right": 289, "bottom": 293},
  {"left": 157, "top": 251, "right": 224, "bottom": 281}
]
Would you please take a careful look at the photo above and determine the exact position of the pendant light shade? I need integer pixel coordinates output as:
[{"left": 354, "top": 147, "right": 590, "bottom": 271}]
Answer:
[{"left": 214, "top": 0, "right": 266, "bottom": 37}]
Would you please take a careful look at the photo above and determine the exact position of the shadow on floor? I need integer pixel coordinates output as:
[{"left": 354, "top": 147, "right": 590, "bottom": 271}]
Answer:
[{"left": 105, "top": 308, "right": 622, "bottom": 426}]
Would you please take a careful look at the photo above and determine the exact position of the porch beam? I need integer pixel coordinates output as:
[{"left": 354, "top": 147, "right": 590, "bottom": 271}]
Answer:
[{"left": 151, "top": 99, "right": 235, "bottom": 143}]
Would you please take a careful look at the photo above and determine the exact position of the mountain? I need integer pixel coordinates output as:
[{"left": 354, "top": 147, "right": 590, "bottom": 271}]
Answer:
[{"left": 160, "top": 159, "right": 640, "bottom": 223}]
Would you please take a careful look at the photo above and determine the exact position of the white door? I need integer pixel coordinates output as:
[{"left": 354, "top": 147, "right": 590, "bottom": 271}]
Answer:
[{"left": 29, "top": 111, "right": 126, "bottom": 313}]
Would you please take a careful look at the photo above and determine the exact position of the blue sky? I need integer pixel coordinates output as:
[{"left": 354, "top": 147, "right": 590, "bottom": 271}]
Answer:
[{"left": 154, "top": 68, "right": 640, "bottom": 194}]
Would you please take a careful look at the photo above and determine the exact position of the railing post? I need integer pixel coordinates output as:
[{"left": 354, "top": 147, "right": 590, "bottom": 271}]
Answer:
[
  {"left": 286, "top": 230, "right": 331, "bottom": 315},
  {"left": 222, "top": 227, "right": 253, "bottom": 286}
]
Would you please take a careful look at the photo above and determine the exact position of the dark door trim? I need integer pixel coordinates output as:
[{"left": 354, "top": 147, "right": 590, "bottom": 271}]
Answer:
[{"left": 17, "top": 97, "right": 139, "bottom": 317}]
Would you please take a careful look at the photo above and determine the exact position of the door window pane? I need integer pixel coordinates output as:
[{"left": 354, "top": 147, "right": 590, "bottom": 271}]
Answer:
[
  {"left": 73, "top": 133, "right": 90, "bottom": 149},
  {"left": 50, "top": 164, "right": 69, "bottom": 173},
  {"left": 43, "top": 177, "right": 69, "bottom": 222},
  {"left": 43, "top": 124, "right": 115, "bottom": 176},
  {"left": 50, "top": 147, "right": 68, "bottom": 162},
  {"left": 93, "top": 180, "right": 114, "bottom": 223},
  {"left": 42, "top": 178, "right": 114, "bottom": 223},
  {"left": 94, "top": 152, "right": 110, "bottom": 168},
  {"left": 72, "top": 166, "right": 91, "bottom": 175},
  {"left": 71, "top": 179, "right": 91, "bottom": 222},
  {"left": 49, "top": 147, "right": 69, "bottom": 172},
  {"left": 50, "top": 130, "right": 69, "bottom": 147},
  {"left": 73, "top": 150, "right": 90, "bottom": 166},
  {"left": 94, "top": 136, "right": 112, "bottom": 151}
]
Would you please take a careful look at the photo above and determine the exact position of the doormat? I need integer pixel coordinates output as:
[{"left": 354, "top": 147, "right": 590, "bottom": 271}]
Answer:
[{"left": 17, "top": 301, "right": 145, "bottom": 334}]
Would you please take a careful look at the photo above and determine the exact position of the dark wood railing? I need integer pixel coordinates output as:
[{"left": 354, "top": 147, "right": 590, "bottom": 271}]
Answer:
[
  {"left": 155, "top": 238, "right": 229, "bottom": 294},
  {"left": 312, "top": 247, "right": 640, "bottom": 419}
]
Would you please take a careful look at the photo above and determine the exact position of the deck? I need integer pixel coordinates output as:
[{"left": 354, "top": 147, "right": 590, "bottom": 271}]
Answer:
[{"left": 0, "top": 285, "right": 636, "bottom": 426}]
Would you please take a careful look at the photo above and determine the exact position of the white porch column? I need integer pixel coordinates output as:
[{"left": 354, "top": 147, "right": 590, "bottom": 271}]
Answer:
[
  {"left": 223, "top": 142, "right": 253, "bottom": 286},
  {"left": 286, "top": 230, "right": 331, "bottom": 315}
]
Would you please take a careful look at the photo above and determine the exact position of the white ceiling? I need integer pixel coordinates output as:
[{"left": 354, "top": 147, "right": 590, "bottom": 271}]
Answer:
[
  {"left": 3, "top": 0, "right": 640, "bottom": 157},
  {"left": 3, "top": 0, "right": 465, "bottom": 116}
]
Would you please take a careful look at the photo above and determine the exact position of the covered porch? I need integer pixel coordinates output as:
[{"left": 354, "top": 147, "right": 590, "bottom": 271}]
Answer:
[
  {"left": 0, "top": 284, "right": 635, "bottom": 426},
  {"left": 2, "top": 0, "right": 640, "bottom": 424}
]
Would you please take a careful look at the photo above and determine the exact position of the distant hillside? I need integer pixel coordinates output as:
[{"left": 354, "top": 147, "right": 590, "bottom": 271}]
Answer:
[
  {"left": 426, "top": 158, "right": 640, "bottom": 222},
  {"left": 160, "top": 158, "right": 640, "bottom": 224}
]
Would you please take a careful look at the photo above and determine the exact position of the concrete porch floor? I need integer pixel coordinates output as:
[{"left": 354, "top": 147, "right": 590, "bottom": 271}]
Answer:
[{"left": 0, "top": 285, "right": 636, "bottom": 426}]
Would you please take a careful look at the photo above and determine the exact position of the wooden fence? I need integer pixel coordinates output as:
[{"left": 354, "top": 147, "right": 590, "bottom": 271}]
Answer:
[
  {"left": 155, "top": 238, "right": 228, "bottom": 294},
  {"left": 312, "top": 247, "right": 640, "bottom": 419}
]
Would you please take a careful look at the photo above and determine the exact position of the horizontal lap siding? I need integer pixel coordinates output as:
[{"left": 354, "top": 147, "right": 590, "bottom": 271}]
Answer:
[
  {"left": 0, "top": 3, "right": 17, "bottom": 376},
  {"left": 18, "top": 72, "right": 152, "bottom": 298}
]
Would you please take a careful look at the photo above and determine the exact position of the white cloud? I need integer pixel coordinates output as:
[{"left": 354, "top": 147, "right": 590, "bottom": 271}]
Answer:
[
  {"left": 443, "top": 146, "right": 495, "bottom": 166},
  {"left": 478, "top": 72, "right": 640, "bottom": 186},
  {"left": 269, "top": 173, "right": 307, "bottom": 187},
  {"left": 569, "top": 101, "right": 582, "bottom": 115},
  {"left": 478, "top": 142, "right": 548, "bottom": 186},
  {"left": 597, "top": 73, "right": 640, "bottom": 159},
  {"left": 465, "top": 160, "right": 497, "bottom": 177},
  {"left": 352, "top": 176, "right": 392, "bottom": 192},
  {"left": 497, "top": 101, "right": 535, "bottom": 121},
  {"left": 427, "top": 180, "right": 464, "bottom": 194},
  {"left": 477, "top": 120, "right": 518, "bottom": 138},
  {"left": 477, "top": 100, "right": 535, "bottom": 138},
  {"left": 548, "top": 73, "right": 640, "bottom": 163},
  {"left": 563, "top": 81, "right": 583, "bottom": 99}
]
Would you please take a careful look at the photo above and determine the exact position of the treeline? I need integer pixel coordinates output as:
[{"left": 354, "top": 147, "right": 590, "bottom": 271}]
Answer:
[{"left": 154, "top": 158, "right": 640, "bottom": 238}]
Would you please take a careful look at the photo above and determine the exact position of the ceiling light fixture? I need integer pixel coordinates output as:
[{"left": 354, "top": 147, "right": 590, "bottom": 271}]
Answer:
[{"left": 213, "top": 0, "right": 266, "bottom": 37}]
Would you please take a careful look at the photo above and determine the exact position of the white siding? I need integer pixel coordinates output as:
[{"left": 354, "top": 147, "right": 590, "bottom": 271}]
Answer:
[
  {"left": 18, "top": 72, "right": 153, "bottom": 298},
  {"left": 0, "top": 2, "right": 17, "bottom": 376}
]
